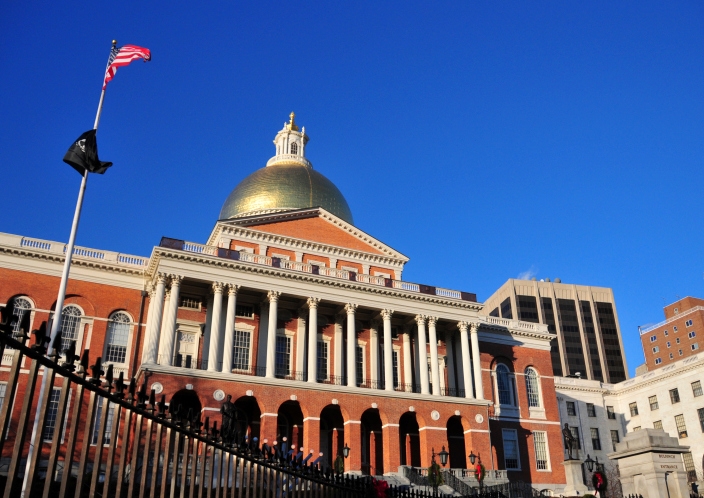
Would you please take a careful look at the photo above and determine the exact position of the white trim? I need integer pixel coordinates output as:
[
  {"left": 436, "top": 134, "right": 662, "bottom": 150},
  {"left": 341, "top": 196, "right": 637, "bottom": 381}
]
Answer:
[
  {"left": 303, "top": 417, "right": 321, "bottom": 422},
  {"left": 261, "top": 413, "right": 278, "bottom": 418},
  {"left": 382, "top": 423, "right": 400, "bottom": 428},
  {"left": 418, "top": 426, "right": 447, "bottom": 431},
  {"left": 344, "top": 420, "right": 361, "bottom": 425}
]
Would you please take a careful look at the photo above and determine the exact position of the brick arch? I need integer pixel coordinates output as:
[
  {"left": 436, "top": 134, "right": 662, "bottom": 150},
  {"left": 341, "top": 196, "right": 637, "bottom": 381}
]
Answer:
[
  {"left": 489, "top": 355, "right": 515, "bottom": 372},
  {"left": 399, "top": 411, "right": 420, "bottom": 467},
  {"left": 55, "top": 294, "right": 96, "bottom": 318},
  {"left": 446, "top": 415, "right": 468, "bottom": 469}
]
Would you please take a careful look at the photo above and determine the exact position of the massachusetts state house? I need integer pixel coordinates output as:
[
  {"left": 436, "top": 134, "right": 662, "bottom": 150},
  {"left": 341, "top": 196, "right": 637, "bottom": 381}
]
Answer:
[{"left": 0, "top": 114, "right": 565, "bottom": 488}]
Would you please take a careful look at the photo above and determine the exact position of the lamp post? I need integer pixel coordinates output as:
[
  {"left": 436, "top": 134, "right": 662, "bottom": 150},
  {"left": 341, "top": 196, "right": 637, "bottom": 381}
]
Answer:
[
  {"left": 584, "top": 454, "right": 603, "bottom": 495},
  {"left": 430, "top": 448, "right": 442, "bottom": 497},
  {"left": 343, "top": 443, "right": 350, "bottom": 459}
]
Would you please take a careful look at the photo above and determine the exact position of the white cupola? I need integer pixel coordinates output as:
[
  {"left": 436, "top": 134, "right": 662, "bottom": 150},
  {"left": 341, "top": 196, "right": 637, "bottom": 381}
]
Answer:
[{"left": 267, "top": 112, "right": 311, "bottom": 168}]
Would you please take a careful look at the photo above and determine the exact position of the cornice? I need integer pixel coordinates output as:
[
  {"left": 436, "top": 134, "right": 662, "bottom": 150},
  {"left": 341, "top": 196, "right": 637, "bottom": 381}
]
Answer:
[
  {"left": 0, "top": 244, "right": 146, "bottom": 278},
  {"left": 149, "top": 248, "right": 482, "bottom": 312},
  {"left": 609, "top": 357, "right": 704, "bottom": 396}
]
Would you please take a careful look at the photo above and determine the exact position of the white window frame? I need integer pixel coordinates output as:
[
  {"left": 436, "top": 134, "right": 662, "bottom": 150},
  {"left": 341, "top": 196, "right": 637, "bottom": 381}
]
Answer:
[
  {"left": 532, "top": 431, "right": 551, "bottom": 471},
  {"left": 275, "top": 329, "right": 294, "bottom": 377},
  {"left": 655, "top": 358, "right": 662, "bottom": 365},
  {"left": 373, "top": 271, "right": 391, "bottom": 278},
  {"left": 692, "top": 343, "right": 699, "bottom": 351},
  {"left": 494, "top": 363, "right": 519, "bottom": 418},
  {"left": 308, "top": 260, "right": 327, "bottom": 267},
  {"left": 2, "top": 296, "right": 36, "bottom": 365},
  {"left": 341, "top": 265, "right": 358, "bottom": 273},
  {"left": 103, "top": 311, "right": 133, "bottom": 368},
  {"left": 502, "top": 429, "right": 521, "bottom": 470},
  {"left": 689, "top": 331, "right": 696, "bottom": 339},
  {"left": 686, "top": 319, "right": 693, "bottom": 327},
  {"left": 235, "top": 245, "right": 254, "bottom": 254},
  {"left": 650, "top": 335, "right": 657, "bottom": 342},
  {"left": 316, "top": 335, "right": 331, "bottom": 382},
  {"left": 356, "top": 340, "right": 367, "bottom": 386},
  {"left": 271, "top": 253, "right": 291, "bottom": 260},
  {"left": 232, "top": 324, "right": 254, "bottom": 372},
  {"left": 652, "top": 346, "right": 659, "bottom": 353}
]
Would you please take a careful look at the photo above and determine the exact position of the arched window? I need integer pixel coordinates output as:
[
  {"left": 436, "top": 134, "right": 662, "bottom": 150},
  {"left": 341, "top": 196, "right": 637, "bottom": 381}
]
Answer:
[
  {"left": 290, "top": 142, "right": 298, "bottom": 154},
  {"left": 105, "top": 312, "right": 131, "bottom": 364},
  {"left": 496, "top": 364, "right": 513, "bottom": 405},
  {"left": 525, "top": 367, "right": 541, "bottom": 407},
  {"left": 11, "top": 297, "right": 32, "bottom": 340},
  {"left": 60, "top": 305, "right": 82, "bottom": 353}
]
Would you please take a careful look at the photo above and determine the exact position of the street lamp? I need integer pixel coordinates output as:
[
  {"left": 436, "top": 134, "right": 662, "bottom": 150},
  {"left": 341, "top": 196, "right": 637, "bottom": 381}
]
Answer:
[
  {"left": 438, "top": 446, "right": 449, "bottom": 467},
  {"left": 342, "top": 443, "right": 350, "bottom": 459},
  {"left": 468, "top": 451, "right": 476, "bottom": 465},
  {"left": 584, "top": 454, "right": 595, "bottom": 473}
]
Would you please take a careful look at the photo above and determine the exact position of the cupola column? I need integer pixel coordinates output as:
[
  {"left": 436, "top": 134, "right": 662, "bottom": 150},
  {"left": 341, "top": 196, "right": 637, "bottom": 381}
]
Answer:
[
  {"left": 381, "top": 310, "right": 394, "bottom": 391},
  {"left": 415, "top": 315, "right": 430, "bottom": 395},
  {"left": 208, "top": 282, "right": 224, "bottom": 371},
  {"left": 470, "top": 322, "right": 484, "bottom": 399},
  {"left": 458, "top": 321, "right": 475, "bottom": 399},
  {"left": 143, "top": 273, "right": 167, "bottom": 364},
  {"left": 158, "top": 275, "right": 183, "bottom": 366},
  {"left": 307, "top": 297, "right": 320, "bottom": 383},
  {"left": 265, "top": 291, "right": 281, "bottom": 378},
  {"left": 427, "top": 317, "right": 441, "bottom": 396},
  {"left": 220, "top": 284, "right": 239, "bottom": 373},
  {"left": 345, "top": 304, "right": 358, "bottom": 387}
]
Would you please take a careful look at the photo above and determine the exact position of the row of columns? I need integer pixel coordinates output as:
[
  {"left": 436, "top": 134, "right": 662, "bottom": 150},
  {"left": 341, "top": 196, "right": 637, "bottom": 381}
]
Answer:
[{"left": 141, "top": 274, "right": 483, "bottom": 399}]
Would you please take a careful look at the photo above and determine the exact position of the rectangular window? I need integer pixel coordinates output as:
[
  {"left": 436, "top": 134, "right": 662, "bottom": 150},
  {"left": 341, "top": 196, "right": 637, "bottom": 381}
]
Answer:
[
  {"left": 689, "top": 331, "right": 696, "bottom": 339},
  {"left": 692, "top": 381, "right": 703, "bottom": 397},
  {"left": 569, "top": 427, "right": 581, "bottom": 449},
  {"left": 91, "top": 402, "right": 115, "bottom": 445},
  {"left": 649, "top": 395, "right": 659, "bottom": 411},
  {"left": 42, "top": 388, "right": 62, "bottom": 442},
  {"left": 655, "top": 357, "right": 662, "bottom": 364},
  {"left": 677, "top": 338, "right": 681, "bottom": 344},
  {"left": 590, "top": 428, "right": 601, "bottom": 450},
  {"left": 232, "top": 330, "right": 251, "bottom": 371},
  {"left": 674, "top": 326, "right": 678, "bottom": 332},
  {"left": 179, "top": 296, "right": 201, "bottom": 310},
  {"left": 683, "top": 452, "right": 697, "bottom": 482},
  {"left": 275, "top": 335, "right": 291, "bottom": 378},
  {"left": 392, "top": 350, "right": 399, "bottom": 389},
  {"left": 356, "top": 346, "right": 364, "bottom": 386},
  {"left": 670, "top": 388, "right": 680, "bottom": 404},
  {"left": 566, "top": 401, "right": 576, "bottom": 416},
  {"left": 606, "top": 406, "right": 616, "bottom": 420},
  {"left": 502, "top": 429, "right": 520, "bottom": 470},
  {"left": 629, "top": 402, "right": 639, "bottom": 416},
  {"left": 698, "top": 407, "right": 704, "bottom": 432},
  {"left": 652, "top": 346, "right": 659, "bottom": 353},
  {"left": 653, "top": 420, "right": 663, "bottom": 430},
  {"left": 686, "top": 319, "right": 694, "bottom": 327},
  {"left": 650, "top": 335, "right": 657, "bottom": 342},
  {"left": 679, "top": 349, "right": 684, "bottom": 356},
  {"left": 669, "top": 353, "right": 674, "bottom": 359},
  {"left": 692, "top": 343, "right": 699, "bottom": 351},
  {"left": 586, "top": 403, "right": 596, "bottom": 417},
  {"left": 675, "top": 414, "right": 688, "bottom": 438},
  {"left": 610, "top": 430, "right": 620, "bottom": 451},
  {"left": 667, "top": 341, "right": 671, "bottom": 348},
  {"left": 317, "top": 340, "right": 328, "bottom": 381},
  {"left": 533, "top": 431, "right": 549, "bottom": 470},
  {"left": 105, "top": 320, "right": 130, "bottom": 364},
  {"left": 664, "top": 330, "right": 669, "bottom": 336},
  {"left": 0, "top": 383, "right": 6, "bottom": 411},
  {"left": 235, "top": 304, "right": 254, "bottom": 318}
]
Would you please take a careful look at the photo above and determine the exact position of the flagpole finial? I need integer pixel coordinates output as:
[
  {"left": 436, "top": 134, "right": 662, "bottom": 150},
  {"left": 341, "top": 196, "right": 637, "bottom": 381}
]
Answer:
[{"left": 112, "top": 40, "right": 117, "bottom": 46}]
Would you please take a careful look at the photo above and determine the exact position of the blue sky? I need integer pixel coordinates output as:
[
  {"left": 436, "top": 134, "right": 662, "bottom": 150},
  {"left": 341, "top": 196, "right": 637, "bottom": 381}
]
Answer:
[{"left": 2, "top": 2, "right": 703, "bottom": 376}]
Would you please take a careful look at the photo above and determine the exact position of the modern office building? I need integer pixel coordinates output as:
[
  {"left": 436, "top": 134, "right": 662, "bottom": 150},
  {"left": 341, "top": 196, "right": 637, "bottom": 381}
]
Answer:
[
  {"left": 483, "top": 279, "right": 628, "bottom": 383},
  {"left": 639, "top": 296, "right": 704, "bottom": 371},
  {"left": 0, "top": 115, "right": 568, "bottom": 490}
]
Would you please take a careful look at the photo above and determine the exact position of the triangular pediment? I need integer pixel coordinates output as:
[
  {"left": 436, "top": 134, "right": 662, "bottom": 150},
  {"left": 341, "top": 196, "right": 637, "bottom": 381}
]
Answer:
[{"left": 207, "top": 208, "right": 408, "bottom": 261}]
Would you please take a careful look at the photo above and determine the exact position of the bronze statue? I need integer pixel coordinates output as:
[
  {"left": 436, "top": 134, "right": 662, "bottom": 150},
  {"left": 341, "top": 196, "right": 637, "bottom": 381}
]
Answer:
[
  {"left": 220, "top": 394, "right": 236, "bottom": 443},
  {"left": 563, "top": 423, "right": 576, "bottom": 460}
]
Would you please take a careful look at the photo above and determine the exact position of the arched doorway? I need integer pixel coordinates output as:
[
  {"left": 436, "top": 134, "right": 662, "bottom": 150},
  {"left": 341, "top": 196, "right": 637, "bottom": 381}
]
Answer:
[
  {"left": 232, "top": 396, "right": 261, "bottom": 441},
  {"left": 320, "top": 405, "right": 344, "bottom": 469},
  {"left": 447, "top": 416, "right": 467, "bottom": 469},
  {"left": 169, "top": 389, "right": 202, "bottom": 420},
  {"left": 361, "top": 409, "right": 383, "bottom": 475},
  {"left": 277, "top": 400, "right": 304, "bottom": 451},
  {"left": 399, "top": 412, "right": 420, "bottom": 467}
]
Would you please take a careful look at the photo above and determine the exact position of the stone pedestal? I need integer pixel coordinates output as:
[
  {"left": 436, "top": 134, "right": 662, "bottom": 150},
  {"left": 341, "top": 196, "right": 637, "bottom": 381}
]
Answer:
[
  {"left": 562, "top": 459, "right": 588, "bottom": 496},
  {"left": 609, "top": 429, "right": 690, "bottom": 498}
]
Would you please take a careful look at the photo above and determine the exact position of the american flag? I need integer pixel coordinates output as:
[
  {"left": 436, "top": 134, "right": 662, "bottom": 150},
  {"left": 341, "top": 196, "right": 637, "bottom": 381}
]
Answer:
[{"left": 102, "top": 44, "right": 151, "bottom": 90}]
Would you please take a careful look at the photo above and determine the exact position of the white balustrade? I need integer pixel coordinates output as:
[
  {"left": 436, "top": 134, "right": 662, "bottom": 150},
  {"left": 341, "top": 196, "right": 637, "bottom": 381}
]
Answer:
[
  {"left": 435, "top": 287, "right": 462, "bottom": 299},
  {"left": 279, "top": 260, "right": 312, "bottom": 273},
  {"left": 356, "top": 274, "right": 386, "bottom": 285},
  {"left": 318, "top": 267, "right": 349, "bottom": 279},
  {"left": 183, "top": 241, "right": 218, "bottom": 255},
  {"left": 21, "top": 237, "right": 52, "bottom": 250},
  {"left": 392, "top": 281, "right": 420, "bottom": 292}
]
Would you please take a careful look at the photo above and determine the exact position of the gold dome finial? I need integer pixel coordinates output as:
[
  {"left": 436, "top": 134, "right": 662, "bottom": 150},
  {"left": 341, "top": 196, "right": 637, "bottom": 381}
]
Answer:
[{"left": 286, "top": 112, "right": 299, "bottom": 131}]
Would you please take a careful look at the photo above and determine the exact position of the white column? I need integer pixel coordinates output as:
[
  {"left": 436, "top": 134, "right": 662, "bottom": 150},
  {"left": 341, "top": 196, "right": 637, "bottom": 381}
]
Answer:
[
  {"left": 220, "top": 284, "right": 239, "bottom": 373},
  {"left": 265, "top": 291, "right": 280, "bottom": 378},
  {"left": 415, "top": 315, "right": 430, "bottom": 395},
  {"left": 428, "top": 317, "right": 441, "bottom": 396},
  {"left": 158, "top": 275, "right": 182, "bottom": 366},
  {"left": 470, "top": 322, "right": 484, "bottom": 399},
  {"left": 382, "top": 310, "right": 394, "bottom": 391},
  {"left": 446, "top": 332, "right": 457, "bottom": 394},
  {"left": 402, "top": 331, "right": 413, "bottom": 392},
  {"left": 345, "top": 303, "right": 357, "bottom": 387},
  {"left": 256, "top": 300, "right": 269, "bottom": 373},
  {"left": 208, "top": 282, "right": 224, "bottom": 372},
  {"left": 142, "top": 274, "right": 167, "bottom": 364},
  {"left": 458, "top": 321, "right": 475, "bottom": 399},
  {"left": 334, "top": 314, "right": 343, "bottom": 379},
  {"left": 307, "top": 298, "right": 320, "bottom": 383},
  {"left": 369, "top": 320, "right": 379, "bottom": 387}
]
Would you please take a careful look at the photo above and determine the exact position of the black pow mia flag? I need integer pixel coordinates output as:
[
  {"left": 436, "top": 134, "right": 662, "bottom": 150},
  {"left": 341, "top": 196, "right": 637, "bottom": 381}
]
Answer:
[{"left": 63, "top": 129, "right": 113, "bottom": 175}]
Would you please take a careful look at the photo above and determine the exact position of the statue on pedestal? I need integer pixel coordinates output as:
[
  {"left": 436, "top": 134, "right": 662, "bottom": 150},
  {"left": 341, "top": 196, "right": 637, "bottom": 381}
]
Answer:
[{"left": 563, "top": 423, "right": 576, "bottom": 460}]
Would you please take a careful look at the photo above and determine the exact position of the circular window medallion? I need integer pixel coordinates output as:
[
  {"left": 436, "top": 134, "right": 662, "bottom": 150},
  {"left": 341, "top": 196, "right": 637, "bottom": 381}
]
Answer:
[
  {"left": 409, "top": 406, "right": 415, "bottom": 412},
  {"left": 431, "top": 410, "right": 440, "bottom": 421},
  {"left": 475, "top": 414, "right": 484, "bottom": 424},
  {"left": 246, "top": 390, "right": 254, "bottom": 396},
  {"left": 213, "top": 389, "right": 226, "bottom": 401},
  {"left": 151, "top": 382, "right": 163, "bottom": 394}
]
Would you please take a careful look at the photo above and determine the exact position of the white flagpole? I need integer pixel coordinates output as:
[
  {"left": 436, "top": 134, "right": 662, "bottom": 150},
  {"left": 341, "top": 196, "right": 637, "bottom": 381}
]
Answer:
[{"left": 20, "top": 40, "right": 115, "bottom": 498}]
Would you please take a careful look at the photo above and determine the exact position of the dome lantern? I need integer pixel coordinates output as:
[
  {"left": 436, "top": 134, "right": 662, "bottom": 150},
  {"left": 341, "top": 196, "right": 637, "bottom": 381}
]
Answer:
[{"left": 268, "top": 112, "right": 311, "bottom": 168}]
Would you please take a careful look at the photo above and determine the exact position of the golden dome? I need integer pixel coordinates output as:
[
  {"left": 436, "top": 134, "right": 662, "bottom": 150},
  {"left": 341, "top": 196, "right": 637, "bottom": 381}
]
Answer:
[
  {"left": 220, "top": 114, "right": 354, "bottom": 225},
  {"left": 219, "top": 163, "right": 354, "bottom": 224}
]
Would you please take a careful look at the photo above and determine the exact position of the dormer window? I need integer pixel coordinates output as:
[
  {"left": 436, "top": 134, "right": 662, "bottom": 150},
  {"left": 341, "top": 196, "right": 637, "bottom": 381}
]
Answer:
[{"left": 290, "top": 142, "right": 298, "bottom": 155}]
